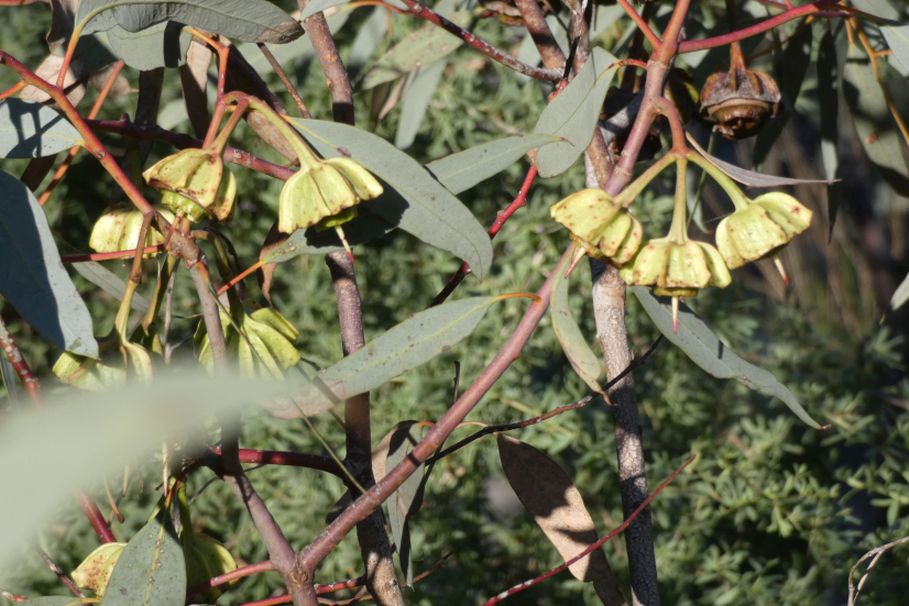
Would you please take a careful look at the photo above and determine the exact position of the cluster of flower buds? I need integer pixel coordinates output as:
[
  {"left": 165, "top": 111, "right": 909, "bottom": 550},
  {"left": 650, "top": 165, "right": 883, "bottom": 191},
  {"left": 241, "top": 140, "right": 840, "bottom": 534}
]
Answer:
[
  {"left": 144, "top": 146, "right": 237, "bottom": 222},
  {"left": 89, "top": 205, "right": 175, "bottom": 255},
  {"left": 198, "top": 307, "right": 301, "bottom": 378},
  {"left": 551, "top": 151, "right": 812, "bottom": 329}
]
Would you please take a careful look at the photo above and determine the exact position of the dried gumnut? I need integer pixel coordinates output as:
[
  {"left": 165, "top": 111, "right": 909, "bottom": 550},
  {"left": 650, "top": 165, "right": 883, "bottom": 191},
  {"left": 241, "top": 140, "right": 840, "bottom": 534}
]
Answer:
[{"left": 700, "top": 42, "right": 780, "bottom": 139}]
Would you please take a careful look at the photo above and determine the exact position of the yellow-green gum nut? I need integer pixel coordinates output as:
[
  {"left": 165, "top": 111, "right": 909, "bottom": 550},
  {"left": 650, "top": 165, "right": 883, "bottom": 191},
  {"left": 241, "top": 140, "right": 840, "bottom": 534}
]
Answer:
[
  {"left": 278, "top": 165, "right": 358, "bottom": 234},
  {"left": 161, "top": 189, "right": 208, "bottom": 222},
  {"left": 619, "top": 238, "right": 672, "bottom": 286},
  {"left": 753, "top": 192, "right": 812, "bottom": 237},
  {"left": 716, "top": 204, "right": 788, "bottom": 269},
  {"left": 665, "top": 240, "right": 713, "bottom": 290},
  {"left": 121, "top": 341, "right": 153, "bottom": 381},
  {"left": 698, "top": 241, "right": 732, "bottom": 288},
  {"left": 144, "top": 148, "right": 229, "bottom": 217},
  {"left": 610, "top": 216, "right": 644, "bottom": 266},
  {"left": 315, "top": 207, "right": 358, "bottom": 231},
  {"left": 90, "top": 207, "right": 175, "bottom": 254},
  {"left": 596, "top": 212, "right": 643, "bottom": 264},
  {"left": 207, "top": 169, "right": 237, "bottom": 222},
  {"left": 325, "top": 157, "right": 384, "bottom": 201},
  {"left": 550, "top": 188, "right": 622, "bottom": 245},
  {"left": 244, "top": 312, "right": 301, "bottom": 377},
  {"left": 53, "top": 353, "right": 125, "bottom": 390},
  {"left": 183, "top": 531, "right": 238, "bottom": 601},
  {"left": 250, "top": 308, "right": 300, "bottom": 341},
  {"left": 71, "top": 542, "right": 127, "bottom": 596}
]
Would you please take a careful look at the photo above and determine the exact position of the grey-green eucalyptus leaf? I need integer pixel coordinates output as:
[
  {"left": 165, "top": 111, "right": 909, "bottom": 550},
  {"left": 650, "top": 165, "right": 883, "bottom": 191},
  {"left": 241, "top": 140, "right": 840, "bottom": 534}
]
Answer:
[
  {"left": 0, "top": 170, "right": 97, "bottom": 357},
  {"left": 272, "top": 296, "right": 503, "bottom": 418},
  {"left": 75, "top": 0, "right": 303, "bottom": 44},
  {"left": 631, "top": 286, "right": 822, "bottom": 428},
  {"left": 101, "top": 516, "right": 185, "bottom": 606},
  {"left": 0, "top": 99, "right": 82, "bottom": 158},
  {"left": 291, "top": 119, "right": 493, "bottom": 278},
  {"left": 395, "top": 60, "right": 446, "bottom": 150},
  {"left": 384, "top": 421, "right": 426, "bottom": 585},
  {"left": 550, "top": 257, "right": 604, "bottom": 394},
  {"left": 104, "top": 21, "right": 190, "bottom": 70},
  {"left": 426, "top": 133, "right": 558, "bottom": 194},
  {"left": 533, "top": 47, "right": 618, "bottom": 177}
]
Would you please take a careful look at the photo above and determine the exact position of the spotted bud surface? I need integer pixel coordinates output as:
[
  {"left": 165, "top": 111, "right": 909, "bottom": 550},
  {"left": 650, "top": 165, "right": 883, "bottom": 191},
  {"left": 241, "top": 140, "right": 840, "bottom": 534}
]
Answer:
[
  {"left": 620, "top": 238, "right": 731, "bottom": 297},
  {"left": 278, "top": 158, "right": 383, "bottom": 234},
  {"left": 716, "top": 192, "right": 812, "bottom": 268},
  {"left": 71, "top": 542, "right": 127, "bottom": 597},
  {"left": 89, "top": 206, "right": 175, "bottom": 255},
  {"left": 550, "top": 188, "right": 643, "bottom": 265},
  {"left": 143, "top": 148, "right": 236, "bottom": 222}
]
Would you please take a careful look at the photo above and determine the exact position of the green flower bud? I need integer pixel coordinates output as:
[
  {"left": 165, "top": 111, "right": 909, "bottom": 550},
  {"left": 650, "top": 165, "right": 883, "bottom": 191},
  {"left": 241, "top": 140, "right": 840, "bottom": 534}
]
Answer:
[
  {"left": 183, "top": 531, "right": 238, "bottom": 601},
  {"left": 620, "top": 237, "right": 731, "bottom": 297},
  {"left": 716, "top": 192, "right": 812, "bottom": 269},
  {"left": 278, "top": 158, "right": 383, "bottom": 234},
  {"left": 53, "top": 352, "right": 126, "bottom": 390},
  {"left": 198, "top": 307, "right": 301, "bottom": 378},
  {"left": 550, "top": 188, "right": 643, "bottom": 264},
  {"left": 143, "top": 148, "right": 236, "bottom": 222},
  {"left": 71, "top": 542, "right": 127, "bottom": 597},
  {"left": 89, "top": 206, "right": 175, "bottom": 255}
]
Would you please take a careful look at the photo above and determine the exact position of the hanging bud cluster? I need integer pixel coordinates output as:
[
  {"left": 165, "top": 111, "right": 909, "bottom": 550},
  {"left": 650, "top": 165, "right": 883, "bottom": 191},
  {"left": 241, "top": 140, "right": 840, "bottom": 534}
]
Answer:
[
  {"left": 550, "top": 151, "right": 812, "bottom": 329},
  {"left": 198, "top": 307, "right": 301, "bottom": 378}
]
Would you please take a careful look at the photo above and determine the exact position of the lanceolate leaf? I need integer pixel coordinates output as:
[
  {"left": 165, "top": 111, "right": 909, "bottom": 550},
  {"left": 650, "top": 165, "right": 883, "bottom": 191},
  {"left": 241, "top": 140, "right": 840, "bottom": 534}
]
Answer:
[
  {"left": 291, "top": 119, "right": 493, "bottom": 278},
  {"left": 75, "top": 0, "right": 303, "bottom": 44},
  {"left": 105, "top": 21, "right": 190, "bottom": 70},
  {"left": 100, "top": 515, "right": 186, "bottom": 606},
  {"left": 271, "top": 296, "right": 503, "bottom": 418},
  {"left": 550, "top": 254, "right": 604, "bottom": 394},
  {"left": 631, "top": 287, "right": 822, "bottom": 428},
  {"left": 385, "top": 421, "right": 427, "bottom": 585},
  {"left": 72, "top": 261, "right": 150, "bottom": 313},
  {"left": 497, "top": 434, "right": 625, "bottom": 605},
  {"left": 852, "top": 0, "right": 909, "bottom": 75},
  {"left": 395, "top": 60, "right": 447, "bottom": 150},
  {"left": 426, "top": 133, "right": 558, "bottom": 194},
  {"left": 842, "top": 42, "right": 909, "bottom": 195},
  {"left": 0, "top": 99, "right": 82, "bottom": 158},
  {"left": 533, "top": 47, "right": 618, "bottom": 178},
  {"left": 890, "top": 271, "right": 909, "bottom": 311},
  {"left": 360, "top": 11, "right": 469, "bottom": 90},
  {"left": 0, "top": 170, "right": 97, "bottom": 357},
  {"left": 301, "top": 0, "right": 350, "bottom": 19},
  {"left": 687, "top": 134, "right": 835, "bottom": 188}
]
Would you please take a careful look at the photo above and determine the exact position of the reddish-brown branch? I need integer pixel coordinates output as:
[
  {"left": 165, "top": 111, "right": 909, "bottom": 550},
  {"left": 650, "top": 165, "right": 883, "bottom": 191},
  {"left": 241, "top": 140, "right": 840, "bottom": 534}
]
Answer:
[
  {"left": 616, "top": 0, "right": 661, "bottom": 49},
  {"left": 678, "top": 0, "right": 843, "bottom": 53},
  {"left": 399, "top": 0, "right": 561, "bottom": 81},
  {"left": 62, "top": 245, "right": 165, "bottom": 264},
  {"left": 483, "top": 454, "right": 696, "bottom": 605},
  {"left": 296, "top": 245, "right": 573, "bottom": 580},
  {"left": 432, "top": 164, "right": 538, "bottom": 305},
  {"left": 209, "top": 446, "right": 343, "bottom": 476},
  {"left": 191, "top": 559, "right": 276, "bottom": 594}
]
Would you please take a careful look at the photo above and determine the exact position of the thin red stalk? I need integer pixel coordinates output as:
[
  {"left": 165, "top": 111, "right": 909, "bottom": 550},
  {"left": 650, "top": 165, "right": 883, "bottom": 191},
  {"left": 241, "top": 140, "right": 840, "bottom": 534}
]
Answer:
[
  {"left": 191, "top": 559, "right": 275, "bottom": 593},
  {"left": 400, "top": 0, "right": 561, "bottom": 81},
  {"left": 483, "top": 454, "right": 696, "bottom": 605},
  {"left": 210, "top": 446, "right": 343, "bottom": 476},
  {"left": 62, "top": 245, "right": 164, "bottom": 263},
  {"left": 78, "top": 493, "right": 118, "bottom": 543},
  {"left": 297, "top": 246, "right": 574, "bottom": 577},
  {"left": 616, "top": 0, "right": 661, "bottom": 48},
  {"left": 239, "top": 576, "right": 366, "bottom": 606},
  {"left": 432, "top": 165, "right": 538, "bottom": 305},
  {"left": 678, "top": 0, "right": 842, "bottom": 53}
]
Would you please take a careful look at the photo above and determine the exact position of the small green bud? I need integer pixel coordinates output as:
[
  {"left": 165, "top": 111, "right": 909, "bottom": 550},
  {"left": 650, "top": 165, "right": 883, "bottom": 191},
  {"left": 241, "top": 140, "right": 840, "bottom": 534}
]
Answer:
[{"left": 716, "top": 192, "right": 812, "bottom": 269}]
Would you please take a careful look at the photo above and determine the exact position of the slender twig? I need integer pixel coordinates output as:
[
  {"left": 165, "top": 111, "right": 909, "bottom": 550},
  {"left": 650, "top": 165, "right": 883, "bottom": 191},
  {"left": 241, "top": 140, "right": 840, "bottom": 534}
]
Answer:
[
  {"left": 431, "top": 164, "right": 538, "bottom": 305},
  {"left": 214, "top": 447, "right": 343, "bottom": 476},
  {"left": 848, "top": 536, "right": 909, "bottom": 606},
  {"left": 399, "top": 0, "right": 561, "bottom": 81},
  {"left": 258, "top": 43, "right": 312, "bottom": 118},
  {"left": 678, "top": 0, "right": 843, "bottom": 53},
  {"left": 39, "top": 549, "right": 83, "bottom": 597},
  {"left": 191, "top": 559, "right": 275, "bottom": 594},
  {"left": 0, "top": 316, "right": 40, "bottom": 400},
  {"left": 615, "top": 0, "right": 661, "bottom": 49},
  {"left": 483, "top": 454, "right": 696, "bottom": 605}
]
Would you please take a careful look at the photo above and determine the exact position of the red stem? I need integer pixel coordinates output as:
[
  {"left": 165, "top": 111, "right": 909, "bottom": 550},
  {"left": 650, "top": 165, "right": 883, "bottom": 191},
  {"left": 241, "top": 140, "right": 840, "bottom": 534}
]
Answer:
[
  {"left": 616, "top": 0, "right": 661, "bottom": 49},
  {"left": 483, "top": 454, "right": 696, "bottom": 605}
]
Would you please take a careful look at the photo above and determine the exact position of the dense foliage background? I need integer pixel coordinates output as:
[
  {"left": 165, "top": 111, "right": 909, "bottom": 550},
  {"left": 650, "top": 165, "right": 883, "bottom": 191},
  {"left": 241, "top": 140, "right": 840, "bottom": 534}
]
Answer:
[{"left": 1, "top": 0, "right": 908, "bottom": 604}]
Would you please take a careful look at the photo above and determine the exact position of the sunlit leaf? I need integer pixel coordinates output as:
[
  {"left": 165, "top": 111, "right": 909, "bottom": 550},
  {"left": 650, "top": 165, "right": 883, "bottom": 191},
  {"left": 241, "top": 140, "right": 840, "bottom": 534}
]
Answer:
[
  {"left": 271, "top": 296, "right": 503, "bottom": 418},
  {"left": 631, "top": 287, "right": 822, "bottom": 428},
  {"left": 101, "top": 516, "right": 186, "bottom": 606},
  {"left": 0, "top": 99, "right": 82, "bottom": 158},
  {"left": 426, "top": 133, "right": 558, "bottom": 194},
  {"left": 0, "top": 170, "right": 97, "bottom": 357},
  {"left": 75, "top": 0, "right": 303, "bottom": 44},
  {"left": 533, "top": 47, "right": 618, "bottom": 177},
  {"left": 890, "top": 271, "right": 909, "bottom": 310},
  {"left": 497, "top": 434, "right": 625, "bottom": 605},
  {"left": 550, "top": 255, "right": 604, "bottom": 394}
]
